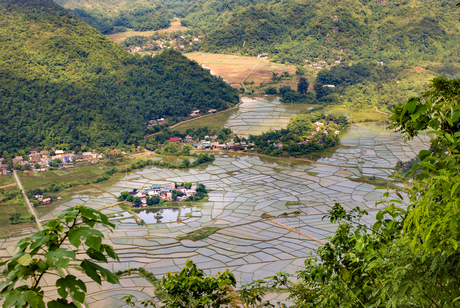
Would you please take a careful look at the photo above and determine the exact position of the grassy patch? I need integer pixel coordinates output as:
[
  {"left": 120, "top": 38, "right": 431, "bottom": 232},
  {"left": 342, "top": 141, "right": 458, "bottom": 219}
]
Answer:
[
  {"left": 285, "top": 201, "right": 300, "bottom": 205},
  {"left": 349, "top": 176, "right": 404, "bottom": 191},
  {"left": 0, "top": 197, "right": 31, "bottom": 233},
  {"left": 177, "top": 226, "right": 220, "bottom": 241},
  {"left": 307, "top": 171, "right": 319, "bottom": 176},
  {"left": 0, "top": 176, "right": 15, "bottom": 187},
  {"left": 325, "top": 106, "right": 388, "bottom": 123},
  {"left": 261, "top": 213, "right": 274, "bottom": 218},
  {"left": 106, "top": 18, "right": 189, "bottom": 44},
  {"left": 185, "top": 53, "right": 297, "bottom": 88}
]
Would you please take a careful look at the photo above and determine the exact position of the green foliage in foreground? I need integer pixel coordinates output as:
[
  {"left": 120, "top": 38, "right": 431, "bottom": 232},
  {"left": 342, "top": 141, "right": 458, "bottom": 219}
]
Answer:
[
  {"left": 0, "top": 0, "right": 239, "bottom": 154},
  {"left": 0, "top": 206, "right": 119, "bottom": 308}
]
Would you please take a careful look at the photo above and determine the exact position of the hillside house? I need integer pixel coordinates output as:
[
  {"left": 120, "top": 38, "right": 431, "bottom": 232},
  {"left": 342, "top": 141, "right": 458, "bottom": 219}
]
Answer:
[
  {"left": 82, "top": 152, "right": 94, "bottom": 160},
  {"left": 29, "top": 154, "right": 42, "bottom": 164},
  {"left": 40, "top": 151, "right": 49, "bottom": 158},
  {"left": 42, "top": 198, "right": 51, "bottom": 204},
  {"left": 12, "top": 156, "right": 23, "bottom": 164},
  {"left": 185, "top": 135, "right": 194, "bottom": 143},
  {"left": 208, "top": 109, "right": 217, "bottom": 114},
  {"left": 190, "top": 110, "right": 201, "bottom": 117},
  {"left": 0, "top": 164, "right": 8, "bottom": 175},
  {"left": 55, "top": 150, "right": 65, "bottom": 156},
  {"left": 258, "top": 53, "right": 268, "bottom": 59},
  {"left": 168, "top": 137, "right": 182, "bottom": 143}
]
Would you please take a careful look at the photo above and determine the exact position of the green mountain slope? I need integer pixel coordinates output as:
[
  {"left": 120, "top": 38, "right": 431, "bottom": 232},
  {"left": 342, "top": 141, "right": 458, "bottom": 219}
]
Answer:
[
  {"left": 54, "top": 0, "right": 173, "bottom": 34},
  {"left": 197, "top": 0, "right": 460, "bottom": 64},
  {"left": 0, "top": 0, "right": 239, "bottom": 153},
  {"left": 55, "top": 0, "right": 460, "bottom": 65}
]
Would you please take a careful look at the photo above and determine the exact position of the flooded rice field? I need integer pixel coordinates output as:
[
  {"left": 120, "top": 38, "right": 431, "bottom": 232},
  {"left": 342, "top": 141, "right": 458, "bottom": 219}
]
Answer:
[{"left": 0, "top": 99, "right": 431, "bottom": 306}]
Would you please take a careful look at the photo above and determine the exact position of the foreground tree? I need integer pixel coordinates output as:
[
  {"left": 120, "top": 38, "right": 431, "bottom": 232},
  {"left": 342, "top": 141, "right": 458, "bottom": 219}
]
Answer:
[
  {"left": 0, "top": 206, "right": 119, "bottom": 308},
  {"left": 275, "top": 76, "right": 460, "bottom": 307}
]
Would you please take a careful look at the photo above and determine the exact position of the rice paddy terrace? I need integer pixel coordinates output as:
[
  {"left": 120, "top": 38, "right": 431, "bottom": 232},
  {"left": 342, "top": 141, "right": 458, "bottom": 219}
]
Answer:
[{"left": 0, "top": 98, "right": 430, "bottom": 306}]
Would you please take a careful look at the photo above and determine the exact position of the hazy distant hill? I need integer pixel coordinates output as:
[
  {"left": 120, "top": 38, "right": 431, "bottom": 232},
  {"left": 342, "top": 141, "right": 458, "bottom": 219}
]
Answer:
[
  {"left": 55, "top": 0, "right": 460, "bottom": 65},
  {"left": 54, "top": 0, "right": 173, "bottom": 34},
  {"left": 0, "top": 0, "right": 239, "bottom": 153},
  {"left": 196, "top": 0, "right": 460, "bottom": 64}
]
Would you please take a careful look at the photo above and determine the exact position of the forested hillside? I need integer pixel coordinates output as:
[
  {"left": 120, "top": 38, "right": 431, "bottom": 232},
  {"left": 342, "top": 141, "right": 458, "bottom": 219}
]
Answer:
[
  {"left": 197, "top": 0, "right": 460, "bottom": 64},
  {"left": 56, "top": 0, "right": 460, "bottom": 65},
  {"left": 0, "top": 0, "right": 239, "bottom": 153},
  {"left": 54, "top": 0, "right": 173, "bottom": 34}
]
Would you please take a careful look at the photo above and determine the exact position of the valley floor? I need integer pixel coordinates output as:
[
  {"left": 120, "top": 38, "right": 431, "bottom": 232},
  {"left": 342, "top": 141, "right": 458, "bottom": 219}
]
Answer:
[{"left": 0, "top": 122, "right": 429, "bottom": 306}]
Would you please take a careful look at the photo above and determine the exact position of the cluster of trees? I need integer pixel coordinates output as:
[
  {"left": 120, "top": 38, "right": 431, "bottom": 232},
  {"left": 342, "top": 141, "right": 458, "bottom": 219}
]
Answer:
[
  {"left": 8, "top": 213, "right": 34, "bottom": 225},
  {"left": 0, "top": 0, "right": 239, "bottom": 154},
  {"left": 120, "top": 30, "right": 204, "bottom": 53},
  {"left": 151, "top": 153, "right": 214, "bottom": 169},
  {"left": 249, "top": 113, "right": 348, "bottom": 157},
  {"left": 117, "top": 190, "right": 162, "bottom": 206}
]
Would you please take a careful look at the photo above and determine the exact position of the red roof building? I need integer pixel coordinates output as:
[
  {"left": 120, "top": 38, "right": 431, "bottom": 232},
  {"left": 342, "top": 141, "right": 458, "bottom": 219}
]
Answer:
[{"left": 168, "top": 137, "right": 182, "bottom": 142}]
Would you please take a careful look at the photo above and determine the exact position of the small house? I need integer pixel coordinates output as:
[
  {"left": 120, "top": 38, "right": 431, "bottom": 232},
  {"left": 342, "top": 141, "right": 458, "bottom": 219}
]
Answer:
[
  {"left": 12, "top": 156, "right": 23, "bottom": 164},
  {"left": 82, "top": 152, "right": 93, "bottom": 160},
  {"left": 42, "top": 198, "right": 51, "bottom": 204},
  {"left": 29, "top": 154, "right": 42, "bottom": 164},
  {"left": 40, "top": 151, "right": 49, "bottom": 158},
  {"left": 185, "top": 135, "right": 194, "bottom": 143},
  {"left": 208, "top": 109, "right": 217, "bottom": 114},
  {"left": 168, "top": 137, "right": 182, "bottom": 143}
]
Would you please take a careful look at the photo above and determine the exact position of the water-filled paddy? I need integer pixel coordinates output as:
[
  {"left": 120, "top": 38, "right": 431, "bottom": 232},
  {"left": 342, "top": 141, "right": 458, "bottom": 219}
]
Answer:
[
  {"left": 134, "top": 208, "right": 179, "bottom": 223},
  {"left": 0, "top": 105, "right": 431, "bottom": 307}
]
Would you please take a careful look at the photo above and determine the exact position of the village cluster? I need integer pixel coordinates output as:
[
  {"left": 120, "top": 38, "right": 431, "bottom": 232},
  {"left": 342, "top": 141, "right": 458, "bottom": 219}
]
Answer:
[
  {"left": 127, "top": 36, "right": 203, "bottom": 53},
  {"left": 167, "top": 134, "right": 255, "bottom": 151},
  {"left": 128, "top": 182, "right": 198, "bottom": 203},
  {"left": 0, "top": 149, "right": 102, "bottom": 175}
]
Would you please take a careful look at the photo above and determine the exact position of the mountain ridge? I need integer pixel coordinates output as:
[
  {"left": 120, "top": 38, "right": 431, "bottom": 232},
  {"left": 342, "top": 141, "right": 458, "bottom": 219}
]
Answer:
[{"left": 0, "top": 0, "right": 239, "bottom": 153}]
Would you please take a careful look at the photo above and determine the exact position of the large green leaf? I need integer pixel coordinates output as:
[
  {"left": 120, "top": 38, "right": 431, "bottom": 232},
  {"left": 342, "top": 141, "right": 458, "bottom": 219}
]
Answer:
[
  {"left": 45, "top": 248, "right": 76, "bottom": 268},
  {"left": 4, "top": 289, "right": 45, "bottom": 308},
  {"left": 16, "top": 254, "right": 33, "bottom": 266},
  {"left": 80, "top": 260, "right": 119, "bottom": 285},
  {"left": 47, "top": 298, "right": 78, "bottom": 308},
  {"left": 56, "top": 275, "right": 86, "bottom": 303},
  {"left": 67, "top": 227, "right": 103, "bottom": 249}
]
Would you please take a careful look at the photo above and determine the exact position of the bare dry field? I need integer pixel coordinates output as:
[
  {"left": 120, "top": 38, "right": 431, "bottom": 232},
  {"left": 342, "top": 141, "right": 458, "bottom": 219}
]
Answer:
[
  {"left": 185, "top": 53, "right": 297, "bottom": 88},
  {"left": 106, "top": 18, "right": 189, "bottom": 44}
]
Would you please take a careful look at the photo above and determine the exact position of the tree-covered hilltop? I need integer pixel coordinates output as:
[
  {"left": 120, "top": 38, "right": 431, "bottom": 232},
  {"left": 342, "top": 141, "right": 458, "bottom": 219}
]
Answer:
[
  {"left": 54, "top": 0, "right": 173, "bottom": 34},
  {"left": 0, "top": 0, "right": 239, "bottom": 154}
]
